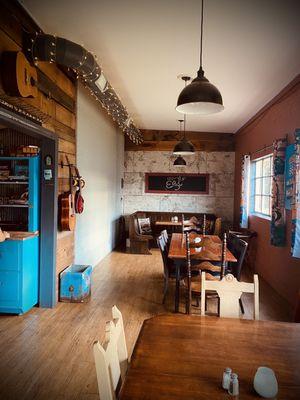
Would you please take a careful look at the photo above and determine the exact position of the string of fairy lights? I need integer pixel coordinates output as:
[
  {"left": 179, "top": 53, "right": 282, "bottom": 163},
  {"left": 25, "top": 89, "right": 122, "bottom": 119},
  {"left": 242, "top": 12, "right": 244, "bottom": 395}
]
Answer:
[{"left": 26, "top": 32, "right": 143, "bottom": 144}]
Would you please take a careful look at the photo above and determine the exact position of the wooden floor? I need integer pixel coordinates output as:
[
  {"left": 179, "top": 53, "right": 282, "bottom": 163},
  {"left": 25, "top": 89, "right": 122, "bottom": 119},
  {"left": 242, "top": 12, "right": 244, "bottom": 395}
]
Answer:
[{"left": 0, "top": 249, "right": 292, "bottom": 400}]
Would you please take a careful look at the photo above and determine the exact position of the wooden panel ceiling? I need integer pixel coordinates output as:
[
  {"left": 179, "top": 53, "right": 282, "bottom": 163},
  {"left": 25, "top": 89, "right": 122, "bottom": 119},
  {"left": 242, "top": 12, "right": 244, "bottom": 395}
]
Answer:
[{"left": 125, "top": 129, "right": 234, "bottom": 152}]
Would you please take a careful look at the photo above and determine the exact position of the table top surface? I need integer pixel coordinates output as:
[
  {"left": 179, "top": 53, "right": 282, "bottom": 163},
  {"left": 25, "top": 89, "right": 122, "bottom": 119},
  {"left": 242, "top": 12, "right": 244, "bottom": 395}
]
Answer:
[
  {"left": 119, "top": 314, "right": 300, "bottom": 400},
  {"left": 168, "top": 233, "right": 237, "bottom": 262}
]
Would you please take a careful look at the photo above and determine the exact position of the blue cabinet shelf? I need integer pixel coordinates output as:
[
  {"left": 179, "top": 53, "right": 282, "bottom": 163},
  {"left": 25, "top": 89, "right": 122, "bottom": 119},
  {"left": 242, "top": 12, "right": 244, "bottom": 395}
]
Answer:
[{"left": 0, "top": 156, "right": 39, "bottom": 232}]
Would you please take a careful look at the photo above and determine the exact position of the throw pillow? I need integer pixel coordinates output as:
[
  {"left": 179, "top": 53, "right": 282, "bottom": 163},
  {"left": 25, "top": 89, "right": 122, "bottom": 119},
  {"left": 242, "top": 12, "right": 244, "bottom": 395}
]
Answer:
[{"left": 138, "top": 217, "right": 152, "bottom": 235}]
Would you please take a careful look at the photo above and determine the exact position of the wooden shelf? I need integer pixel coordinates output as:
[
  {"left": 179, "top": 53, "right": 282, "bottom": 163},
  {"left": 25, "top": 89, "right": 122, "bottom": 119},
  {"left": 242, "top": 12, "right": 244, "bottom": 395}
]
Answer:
[
  {"left": 0, "top": 204, "right": 29, "bottom": 208},
  {"left": 0, "top": 181, "right": 28, "bottom": 185}
]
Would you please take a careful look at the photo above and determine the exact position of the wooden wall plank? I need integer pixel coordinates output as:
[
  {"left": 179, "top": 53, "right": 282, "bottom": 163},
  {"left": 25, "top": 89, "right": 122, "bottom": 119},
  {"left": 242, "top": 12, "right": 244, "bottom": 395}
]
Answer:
[
  {"left": 55, "top": 102, "right": 76, "bottom": 130},
  {"left": 0, "top": 28, "right": 20, "bottom": 52},
  {"left": 125, "top": 129, "right": 235, "bottom": 152},
  {"left": 36, "top": 61, "right": 76, "bottom": 99},
  {"left": 58, "top": 138, "right": 76, "bottom": 155},
  {"left": 56, "top": 232, "right": 74, "bottom": 274}
]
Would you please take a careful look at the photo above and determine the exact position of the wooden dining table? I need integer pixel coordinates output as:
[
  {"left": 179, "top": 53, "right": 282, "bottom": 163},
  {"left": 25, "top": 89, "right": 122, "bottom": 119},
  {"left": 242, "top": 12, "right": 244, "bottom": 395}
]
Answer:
[
  {"left": 168, "top": 233, "right": 237, "bottom": 312},
  {"left": 119, "top": 314, "right": 300, "bottom": 399}
]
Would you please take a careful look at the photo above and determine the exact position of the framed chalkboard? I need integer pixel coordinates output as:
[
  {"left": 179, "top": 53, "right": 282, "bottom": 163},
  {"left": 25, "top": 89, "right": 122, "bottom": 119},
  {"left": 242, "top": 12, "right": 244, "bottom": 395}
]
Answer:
[{"left": 145, "top": 173, "right": 209, "bottom": 194}]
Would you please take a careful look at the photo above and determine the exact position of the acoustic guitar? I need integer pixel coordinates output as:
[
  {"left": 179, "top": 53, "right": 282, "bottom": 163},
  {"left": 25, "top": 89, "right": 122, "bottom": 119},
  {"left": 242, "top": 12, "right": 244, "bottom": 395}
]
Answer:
[
  {"left": 1, "top": 51, "right": 38, "bottom": 98},
  {"left": 59, "top": 157, "right": 76, "bottom": 231},
  {"left": 1, "top": 51, "right": 75, "bottom": 111}
]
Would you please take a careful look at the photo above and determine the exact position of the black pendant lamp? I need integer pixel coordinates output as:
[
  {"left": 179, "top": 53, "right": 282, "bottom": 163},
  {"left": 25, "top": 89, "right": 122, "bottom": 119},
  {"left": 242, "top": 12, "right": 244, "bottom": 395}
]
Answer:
[
  {"left": 173, "top": 117, "right": 195, "bottom": 156},
  {"left": 173, "top": 155, "right": 187, "bottom": 166},
  {"left": 176, "top": 0, "right": 224, "bottom": 115}
]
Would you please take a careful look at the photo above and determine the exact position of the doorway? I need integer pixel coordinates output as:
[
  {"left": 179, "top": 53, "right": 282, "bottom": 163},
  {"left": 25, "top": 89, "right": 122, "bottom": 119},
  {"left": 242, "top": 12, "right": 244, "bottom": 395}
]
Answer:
[{"left": 0, "top": 106, "right": 58, "bottom": 308}]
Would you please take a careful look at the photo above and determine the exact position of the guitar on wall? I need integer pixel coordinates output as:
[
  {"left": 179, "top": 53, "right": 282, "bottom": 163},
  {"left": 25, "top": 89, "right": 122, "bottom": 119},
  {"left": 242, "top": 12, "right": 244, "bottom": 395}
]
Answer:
[
  {"left": 59, "top": 156, "right": 76, "bottom": 231},
  {"left": 1, "top": 51, "right": 75, "bottom": 112}
]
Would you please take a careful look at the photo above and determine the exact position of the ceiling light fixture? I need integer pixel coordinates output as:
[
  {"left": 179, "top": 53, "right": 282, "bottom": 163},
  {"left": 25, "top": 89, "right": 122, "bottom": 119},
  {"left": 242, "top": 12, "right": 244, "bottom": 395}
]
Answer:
[
  {"left": 176, "top": 0, "right": 224, "bottom": 115},
  {"left": 173, "top": 155, "right": 187, "bottom": 166},
  {"left": 173, "top": 117, "right": 195, "bottom": 156}
]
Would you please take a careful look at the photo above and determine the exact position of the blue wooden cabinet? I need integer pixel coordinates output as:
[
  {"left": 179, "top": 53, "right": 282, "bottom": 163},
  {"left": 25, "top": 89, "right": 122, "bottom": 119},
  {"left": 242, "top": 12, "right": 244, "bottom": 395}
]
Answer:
[
  {"left": 0, "top": 156, "right": 40, "bottom": 314},
  {"left": 0, "top": 236, "right": 39, "bottom": 314}
]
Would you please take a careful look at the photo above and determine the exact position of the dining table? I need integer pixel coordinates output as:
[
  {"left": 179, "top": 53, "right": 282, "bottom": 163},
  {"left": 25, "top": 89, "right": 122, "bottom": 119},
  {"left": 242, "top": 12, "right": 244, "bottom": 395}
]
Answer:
[
  {"left": 168, "top": 233, "right": 237, "bottom": 312},
  {"left": 119, "top": 314, "right": 300, "bottom": 399}
]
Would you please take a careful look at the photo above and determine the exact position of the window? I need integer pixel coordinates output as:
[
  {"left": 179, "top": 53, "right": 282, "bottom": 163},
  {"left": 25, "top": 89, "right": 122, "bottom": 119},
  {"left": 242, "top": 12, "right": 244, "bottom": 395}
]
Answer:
[{"left": 250, "top": 154, "right": 273, "bottom": 219}]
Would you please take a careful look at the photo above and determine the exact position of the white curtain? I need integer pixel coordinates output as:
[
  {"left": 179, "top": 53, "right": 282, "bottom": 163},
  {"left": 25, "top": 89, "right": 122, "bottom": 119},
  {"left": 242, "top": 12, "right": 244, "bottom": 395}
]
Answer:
[{"left": 240, "top": 155, "right": 251, "bottom": 229}]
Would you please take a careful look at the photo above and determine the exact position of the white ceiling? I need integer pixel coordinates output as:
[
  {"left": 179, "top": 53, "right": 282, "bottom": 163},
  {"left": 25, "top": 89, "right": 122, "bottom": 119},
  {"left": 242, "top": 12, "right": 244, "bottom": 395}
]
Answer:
[{"left": 22, "top": 0, "right": 300, "bottom": 133}]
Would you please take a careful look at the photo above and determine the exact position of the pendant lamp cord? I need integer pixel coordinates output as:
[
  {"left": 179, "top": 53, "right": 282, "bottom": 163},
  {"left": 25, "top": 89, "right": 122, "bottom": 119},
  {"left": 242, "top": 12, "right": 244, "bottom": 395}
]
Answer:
[
  {"left": 183, "top": 77, "right": 188, "bottom": 138},
  {"left": 199, "top": 0, "right": 204, "bottom": 76}
]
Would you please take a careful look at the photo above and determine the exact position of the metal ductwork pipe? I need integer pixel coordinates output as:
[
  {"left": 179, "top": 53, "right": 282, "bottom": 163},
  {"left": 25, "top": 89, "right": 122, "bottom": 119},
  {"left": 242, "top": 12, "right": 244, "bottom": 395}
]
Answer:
[{"left": 23, "top": 33, "right": 143, "bottom": 144}]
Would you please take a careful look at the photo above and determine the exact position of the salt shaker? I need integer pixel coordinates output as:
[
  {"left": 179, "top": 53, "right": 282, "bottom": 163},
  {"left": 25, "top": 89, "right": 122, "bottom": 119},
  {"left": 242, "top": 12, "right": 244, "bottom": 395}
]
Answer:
[
  {"left": 222, "top": 367, "right": 232, "bottom": 389},
  {"left": 228, "top": 373, "right": 239, "bottom": 396}
]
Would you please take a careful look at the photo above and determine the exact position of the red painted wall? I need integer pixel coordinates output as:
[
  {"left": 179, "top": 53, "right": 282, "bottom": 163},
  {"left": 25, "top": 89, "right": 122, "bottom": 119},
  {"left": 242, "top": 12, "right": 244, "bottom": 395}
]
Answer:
[{"left": 234, "top": 79, "right": 300, "bottom": 309}]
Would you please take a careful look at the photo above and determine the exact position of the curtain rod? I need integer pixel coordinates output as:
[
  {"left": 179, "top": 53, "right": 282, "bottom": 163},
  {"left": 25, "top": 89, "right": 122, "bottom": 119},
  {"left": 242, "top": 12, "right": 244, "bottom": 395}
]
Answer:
[
  {"left": 249, "top": 134, "right": 289, "bottom": 156},
  {"left": 250, "top": 144, "right": 273, "bottom": 156}
]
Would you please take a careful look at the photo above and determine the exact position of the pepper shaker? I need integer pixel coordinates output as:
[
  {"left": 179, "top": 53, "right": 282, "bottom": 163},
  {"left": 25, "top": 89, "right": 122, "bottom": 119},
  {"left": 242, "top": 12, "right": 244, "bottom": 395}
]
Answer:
[
  {"left": 222, "top": 367, "right": 232, "bottom": 389},
  {"left": 228, "top": 373, "right": 239, "bottom": 396}
]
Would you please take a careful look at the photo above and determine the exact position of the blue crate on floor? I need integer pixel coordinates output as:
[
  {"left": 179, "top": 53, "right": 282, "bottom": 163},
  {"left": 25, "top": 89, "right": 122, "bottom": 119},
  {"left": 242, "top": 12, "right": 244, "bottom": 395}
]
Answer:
[{"left": 60, "top": 264, "right": 92, "bottom": 303}]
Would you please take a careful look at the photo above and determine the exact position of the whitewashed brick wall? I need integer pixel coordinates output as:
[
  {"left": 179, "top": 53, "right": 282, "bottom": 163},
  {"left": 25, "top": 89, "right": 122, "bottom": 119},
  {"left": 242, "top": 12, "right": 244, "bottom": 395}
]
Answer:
[{"left": 123, "top": 151, "right": 235, "bottom": 223}]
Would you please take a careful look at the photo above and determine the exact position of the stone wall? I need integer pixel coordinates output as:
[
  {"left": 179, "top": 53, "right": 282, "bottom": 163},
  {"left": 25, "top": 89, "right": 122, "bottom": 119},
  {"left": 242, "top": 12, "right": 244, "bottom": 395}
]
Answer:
[{"left": 123, "top": 151, "right": 235, "bottom": 224}]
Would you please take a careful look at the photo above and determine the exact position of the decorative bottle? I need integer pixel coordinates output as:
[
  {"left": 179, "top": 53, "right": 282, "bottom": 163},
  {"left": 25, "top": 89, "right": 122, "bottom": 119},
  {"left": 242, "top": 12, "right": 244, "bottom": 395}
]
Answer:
[
  {"left": 222, "top": 367, "right": 232, "bottom": 389},
  {"left": 228, "top": 373, "right": 239, "bottom": 396}
]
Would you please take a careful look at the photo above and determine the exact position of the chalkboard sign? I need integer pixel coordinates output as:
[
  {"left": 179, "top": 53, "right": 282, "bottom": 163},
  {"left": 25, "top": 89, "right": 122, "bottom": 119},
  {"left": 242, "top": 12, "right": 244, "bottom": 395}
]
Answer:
[{"left": 145, "top": 173, "right": 209, "bottom": 194}]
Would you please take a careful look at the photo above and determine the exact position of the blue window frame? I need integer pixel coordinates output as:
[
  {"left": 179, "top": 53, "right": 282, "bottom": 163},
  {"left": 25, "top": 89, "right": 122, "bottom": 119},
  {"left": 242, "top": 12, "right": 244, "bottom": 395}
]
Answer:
[{"left": 250, "top": 154, "right": 273, "bottom": 219}]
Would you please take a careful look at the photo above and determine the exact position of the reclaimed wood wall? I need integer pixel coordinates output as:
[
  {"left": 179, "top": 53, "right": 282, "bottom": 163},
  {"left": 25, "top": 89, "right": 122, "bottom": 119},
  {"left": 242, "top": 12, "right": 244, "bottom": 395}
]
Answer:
[
  {"left": 125, "top": 129, "right": 234, "bottom": 152},
  {"left": 0, "top": 0, "right": 76, "bottom": 299}
]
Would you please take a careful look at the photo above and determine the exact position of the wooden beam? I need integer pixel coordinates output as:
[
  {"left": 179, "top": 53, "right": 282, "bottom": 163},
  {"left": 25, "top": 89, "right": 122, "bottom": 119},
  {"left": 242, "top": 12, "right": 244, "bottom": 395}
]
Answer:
[{"left": 125, "top": 129, "right": 235, "bottom": 152}]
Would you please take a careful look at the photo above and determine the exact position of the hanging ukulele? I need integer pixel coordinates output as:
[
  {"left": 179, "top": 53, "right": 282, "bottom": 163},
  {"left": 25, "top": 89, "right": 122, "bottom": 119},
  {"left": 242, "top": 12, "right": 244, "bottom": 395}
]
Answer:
[
  {"left": 73, "top": 165, "right": 85, "bottom": 214},
  {"left": 59, "top": 156, "right": 76, "bottom": 231}
]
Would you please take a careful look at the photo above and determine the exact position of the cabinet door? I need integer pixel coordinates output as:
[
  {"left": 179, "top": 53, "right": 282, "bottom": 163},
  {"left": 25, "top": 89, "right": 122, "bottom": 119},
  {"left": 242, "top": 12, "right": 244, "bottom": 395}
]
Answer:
[
  {"left": 0, "top": 271, "right": 21, "bottom": 306},
  {"left": 0, "top": 241, "right": 20, "bottom": 270}
]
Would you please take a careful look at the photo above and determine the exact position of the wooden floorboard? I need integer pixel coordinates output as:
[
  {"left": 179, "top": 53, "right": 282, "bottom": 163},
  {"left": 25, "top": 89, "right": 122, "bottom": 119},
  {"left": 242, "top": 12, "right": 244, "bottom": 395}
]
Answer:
[{"left": 0, "top": 249, "right": 292, "bottom": 400}]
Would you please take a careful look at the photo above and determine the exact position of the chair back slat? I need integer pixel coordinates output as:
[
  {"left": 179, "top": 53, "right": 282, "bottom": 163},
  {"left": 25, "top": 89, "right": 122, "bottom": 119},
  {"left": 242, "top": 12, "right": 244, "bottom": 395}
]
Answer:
[
  {"left": 112, "top": 305, "right": 128, "bottom": 376},
  {"left": 203, "top": 214, "right": 206, "bottom": 236},
  {"left": 220, "top": 233, "right": 227, "bottom": 279},
  {"left": 185, "top": 232, "right": 192, "bottom": 314},
  {"left": 201, "top": 272, "right": 259, "bottom": 319}
]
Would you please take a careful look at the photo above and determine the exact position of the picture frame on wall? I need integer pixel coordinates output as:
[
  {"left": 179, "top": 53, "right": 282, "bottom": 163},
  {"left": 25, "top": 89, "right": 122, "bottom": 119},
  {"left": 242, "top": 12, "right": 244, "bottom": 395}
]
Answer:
[{"left": 145, "top": 173, "right": 209, "bottom": 195}]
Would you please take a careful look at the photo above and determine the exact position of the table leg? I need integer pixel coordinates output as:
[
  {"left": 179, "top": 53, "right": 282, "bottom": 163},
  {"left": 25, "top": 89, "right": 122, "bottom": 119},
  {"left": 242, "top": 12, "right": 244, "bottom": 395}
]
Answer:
[{"left": 175, "top": 260, "right": 181, "bottom": 313}]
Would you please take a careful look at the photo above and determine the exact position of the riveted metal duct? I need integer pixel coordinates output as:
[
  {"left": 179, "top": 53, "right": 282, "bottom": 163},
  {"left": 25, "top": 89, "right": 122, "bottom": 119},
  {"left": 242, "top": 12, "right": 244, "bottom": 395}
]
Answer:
[{"left": 23, "top": 33, "right": 143, "bottom": 144}]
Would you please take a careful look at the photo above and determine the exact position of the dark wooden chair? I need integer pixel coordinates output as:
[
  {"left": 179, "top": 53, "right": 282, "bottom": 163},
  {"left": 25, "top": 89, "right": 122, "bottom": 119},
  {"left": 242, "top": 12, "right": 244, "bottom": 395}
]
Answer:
[
  {"left": 157, "top": 234, "right": 186, "bottom": 304},
  {"left": 228, "top": 229, "right": 257, "bottom": 270},
  {"left": 227, "top": 233, "right": 248, "bottom": 313},
  {"left": 160, "top": 229, "right": 169, "bottom": 251}
]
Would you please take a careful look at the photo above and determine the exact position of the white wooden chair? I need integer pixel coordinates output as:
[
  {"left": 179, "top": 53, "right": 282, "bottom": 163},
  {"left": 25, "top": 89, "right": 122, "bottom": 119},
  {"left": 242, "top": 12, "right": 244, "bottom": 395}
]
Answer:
[
  {"left": 93, "top": 306, "right": 128, "bottom": 400},
  {"left": 200, "top": 272, "right": 259, "bottom": 320},
  {"left": 112, "top": 305, "right": 128, "bottom": 376}
]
